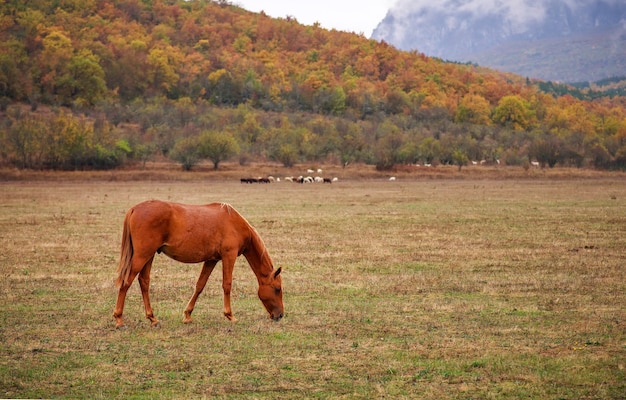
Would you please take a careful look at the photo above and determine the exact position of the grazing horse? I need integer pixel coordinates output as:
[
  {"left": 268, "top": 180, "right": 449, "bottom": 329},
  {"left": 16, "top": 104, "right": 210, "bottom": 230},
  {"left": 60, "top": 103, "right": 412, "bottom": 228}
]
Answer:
[{"left": 113, "top": 200, "right": 283, "bottom": 329}]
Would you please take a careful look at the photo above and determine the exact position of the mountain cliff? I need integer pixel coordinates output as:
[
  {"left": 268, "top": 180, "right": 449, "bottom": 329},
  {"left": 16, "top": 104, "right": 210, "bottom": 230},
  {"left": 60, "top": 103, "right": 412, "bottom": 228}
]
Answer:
[{"left": 372, "top": 0, "right": 626, "bottom": 82}]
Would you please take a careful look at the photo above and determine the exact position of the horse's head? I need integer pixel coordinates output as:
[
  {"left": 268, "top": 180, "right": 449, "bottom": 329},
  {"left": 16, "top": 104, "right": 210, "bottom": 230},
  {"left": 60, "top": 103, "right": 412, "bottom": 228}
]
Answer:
[{"left": 258, "top": 267, "right": 284, "bottom": 321}]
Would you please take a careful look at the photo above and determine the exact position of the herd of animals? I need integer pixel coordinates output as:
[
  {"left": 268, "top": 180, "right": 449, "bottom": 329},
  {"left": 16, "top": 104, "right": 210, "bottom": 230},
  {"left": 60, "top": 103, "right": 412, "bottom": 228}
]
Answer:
[{"left": 241, "top": 169, "right": 338, "bottom": 184}]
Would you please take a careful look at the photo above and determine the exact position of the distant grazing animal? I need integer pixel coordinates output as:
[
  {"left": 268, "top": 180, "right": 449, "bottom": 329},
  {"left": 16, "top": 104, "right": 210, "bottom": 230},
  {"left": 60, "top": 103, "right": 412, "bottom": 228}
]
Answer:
[
  {"left": 113, "top": 200, "right": 284, "bottom": 329},
  {"left": 241, "top": 177, "right": 274, "bottom": 183},
  {"left": 297, "top": 176, "right": 314, "bottom": 183}
]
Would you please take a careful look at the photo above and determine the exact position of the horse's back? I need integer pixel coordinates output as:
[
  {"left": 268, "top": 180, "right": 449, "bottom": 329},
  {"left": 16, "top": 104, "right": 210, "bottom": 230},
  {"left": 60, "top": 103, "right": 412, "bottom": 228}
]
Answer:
[
  {"left": 130, "top": 201, "right": 245, "bottom": 233},
  {"left": 131, "top": 200, "right": 237, "bottom": 222},
  {"left": 128, "top": 200, "right": 250, "bottom": 263}
]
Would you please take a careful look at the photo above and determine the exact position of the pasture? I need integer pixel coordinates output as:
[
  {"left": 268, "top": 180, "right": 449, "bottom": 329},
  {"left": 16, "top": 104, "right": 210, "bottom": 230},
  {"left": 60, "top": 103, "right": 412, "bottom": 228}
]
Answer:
[{"left": 0, "top": 176, "right": 624, "bottom": 398}]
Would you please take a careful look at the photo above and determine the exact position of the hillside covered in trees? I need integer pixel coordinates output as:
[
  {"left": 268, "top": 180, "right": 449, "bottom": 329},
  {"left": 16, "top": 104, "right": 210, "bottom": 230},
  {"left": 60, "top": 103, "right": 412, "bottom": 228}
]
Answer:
[{"left": 1, "top": 0, "right": 626, "bottom": 171}]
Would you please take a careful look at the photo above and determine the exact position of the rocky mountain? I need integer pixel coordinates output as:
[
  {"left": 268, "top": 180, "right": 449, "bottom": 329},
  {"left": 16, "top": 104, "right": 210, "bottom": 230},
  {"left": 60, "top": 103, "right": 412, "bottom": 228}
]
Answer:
[{"left": 372, "top": 0, "right": 626, "bottom": 82}]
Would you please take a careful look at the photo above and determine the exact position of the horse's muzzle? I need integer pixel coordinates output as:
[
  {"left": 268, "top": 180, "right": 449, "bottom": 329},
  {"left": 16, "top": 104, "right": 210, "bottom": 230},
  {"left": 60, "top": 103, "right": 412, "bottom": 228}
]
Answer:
[{"left": 271, "top": 311, "right": 284, "bottom": 321}]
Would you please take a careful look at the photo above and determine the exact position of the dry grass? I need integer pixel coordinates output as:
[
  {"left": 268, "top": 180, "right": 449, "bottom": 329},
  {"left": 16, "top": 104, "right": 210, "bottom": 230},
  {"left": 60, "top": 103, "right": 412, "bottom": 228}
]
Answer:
[{"left": 0, "top": 170, "right": 624, "bottom": 398}]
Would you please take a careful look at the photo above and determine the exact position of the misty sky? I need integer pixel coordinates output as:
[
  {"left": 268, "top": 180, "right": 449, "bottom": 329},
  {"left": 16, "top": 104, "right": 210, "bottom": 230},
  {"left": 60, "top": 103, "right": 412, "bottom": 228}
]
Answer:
[
  {"left": 234, "top": 0, "right": 396, "bottom": 37},
  {"left": 235, "top": 0, "right": 624, "bottom": 39},
  {"left": 388, "top": 0, "right": 626, "bottom": 30}
]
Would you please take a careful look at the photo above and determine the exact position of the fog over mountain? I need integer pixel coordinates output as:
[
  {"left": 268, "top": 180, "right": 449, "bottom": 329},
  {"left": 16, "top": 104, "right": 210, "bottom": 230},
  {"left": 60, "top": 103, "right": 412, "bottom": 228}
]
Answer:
[{"left": 372, "top": 0, "right": 626, "bottom": 82}]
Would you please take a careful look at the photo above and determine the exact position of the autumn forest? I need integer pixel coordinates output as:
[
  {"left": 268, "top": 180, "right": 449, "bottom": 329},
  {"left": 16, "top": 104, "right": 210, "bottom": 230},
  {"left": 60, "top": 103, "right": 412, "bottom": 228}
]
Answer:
[{"left": 1, "top": 0, "right": 626, "bottom": 171}]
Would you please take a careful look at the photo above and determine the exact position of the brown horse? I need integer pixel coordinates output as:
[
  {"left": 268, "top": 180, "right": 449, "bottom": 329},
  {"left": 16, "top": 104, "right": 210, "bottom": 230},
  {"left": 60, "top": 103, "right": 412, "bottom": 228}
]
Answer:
[{"left": 113, "top": 200, "right": 283, "bottom": 328}]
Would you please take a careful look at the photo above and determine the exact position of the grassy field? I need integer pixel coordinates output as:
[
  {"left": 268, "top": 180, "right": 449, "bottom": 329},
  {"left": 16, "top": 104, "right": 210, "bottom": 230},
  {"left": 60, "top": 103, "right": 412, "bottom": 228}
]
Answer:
[{"left": 0, "top": 172, "right": 624, "bottom": 398}]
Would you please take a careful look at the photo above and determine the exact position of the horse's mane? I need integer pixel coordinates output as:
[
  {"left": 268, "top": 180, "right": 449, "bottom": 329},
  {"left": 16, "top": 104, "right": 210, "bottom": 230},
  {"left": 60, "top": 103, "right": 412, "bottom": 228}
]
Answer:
[
  {"left": 219, "top": 202, "right": 234, "bottom": 214},
  {"left": 249, "top": 224, "right": 269, "bottom": 263},
  {"left": 218, "top": 202, "right": 271, "bottom": 269},
  {"left": 243, "top": 217, "right": 273, "bottom": 274}
]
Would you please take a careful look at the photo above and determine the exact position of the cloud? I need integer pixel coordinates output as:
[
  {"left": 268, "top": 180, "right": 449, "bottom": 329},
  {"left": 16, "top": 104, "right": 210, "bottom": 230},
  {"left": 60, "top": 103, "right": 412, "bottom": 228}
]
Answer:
[
  {"left": 389, "top": 0, "right": 547, "bottom": 31},
  {"left": 388, "top": 0, "right": 625, "bottom": 29},
  {"left": 383, "top": 0, "right": 626, "bottom": 43}
]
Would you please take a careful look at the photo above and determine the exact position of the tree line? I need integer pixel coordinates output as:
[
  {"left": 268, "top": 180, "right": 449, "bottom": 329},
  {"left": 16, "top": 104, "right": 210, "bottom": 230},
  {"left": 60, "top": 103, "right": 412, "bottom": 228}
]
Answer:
[
  {"left": 3, "top": 97, "right": 623, "bottom": 171},
  {"left": 1, "top": 0, "right": 625, "bottom": 171}
]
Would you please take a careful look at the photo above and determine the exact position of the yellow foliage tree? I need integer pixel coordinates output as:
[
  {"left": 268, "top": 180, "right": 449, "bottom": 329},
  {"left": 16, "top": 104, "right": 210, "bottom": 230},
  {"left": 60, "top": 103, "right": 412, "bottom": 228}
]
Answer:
[
  {"left": 492, "top": 95, "right": 533, "bottom": 130},
  {"left": 456, "top": 94, "right": 492, "bottom": 125}
]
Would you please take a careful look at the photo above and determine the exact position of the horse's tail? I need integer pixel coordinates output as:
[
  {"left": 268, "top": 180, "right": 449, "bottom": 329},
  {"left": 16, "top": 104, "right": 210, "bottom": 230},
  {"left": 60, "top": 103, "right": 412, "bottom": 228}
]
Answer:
[{"left": 115, "top": 209, "right": 134, "bottom": 288}]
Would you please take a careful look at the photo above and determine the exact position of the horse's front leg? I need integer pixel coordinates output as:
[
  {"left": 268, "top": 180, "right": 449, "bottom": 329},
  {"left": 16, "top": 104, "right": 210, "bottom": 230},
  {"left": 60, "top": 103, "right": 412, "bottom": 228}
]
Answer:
[
  {"left": 138, "top": 256, "right": 160, "bottom": 327},
  {"left": 221, "top": 256, "right": 237, "bottom": 322},
  {"left": 183, "top": 260, "right": 217, "bottom": 324}
]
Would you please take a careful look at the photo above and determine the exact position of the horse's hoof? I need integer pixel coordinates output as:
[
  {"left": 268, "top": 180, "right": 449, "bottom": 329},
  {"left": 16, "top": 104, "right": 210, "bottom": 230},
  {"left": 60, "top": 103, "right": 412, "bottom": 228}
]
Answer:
[
  {"left": 150, "top": 321, "right": 161, "bottom": 328},
  {"left": 115, "top": 324, "right": 127, "bottom": 330},
  {"left": 225, "top": 314, "right": 238, "bottom": 323},
  {"left": 182, "top": 318, "right": 192, "bottom": 324}
]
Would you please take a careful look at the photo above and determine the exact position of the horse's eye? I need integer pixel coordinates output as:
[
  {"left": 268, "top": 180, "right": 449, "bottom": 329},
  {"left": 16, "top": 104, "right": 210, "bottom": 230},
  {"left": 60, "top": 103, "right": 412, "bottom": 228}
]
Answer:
[{"left": 275, "top": 287, "right": 282, "bottom": 295}]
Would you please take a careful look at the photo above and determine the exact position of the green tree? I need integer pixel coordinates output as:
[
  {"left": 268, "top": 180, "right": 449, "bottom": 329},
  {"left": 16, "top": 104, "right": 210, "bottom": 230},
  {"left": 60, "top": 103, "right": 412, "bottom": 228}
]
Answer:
[
  {"left": 265, "top": 121, "right": 311, "bottom": 167},
  {"left": 170, "top": 136, "right": 200, "bottom": 171},
  {"left": 39, "top": 29, "right": 74, "bottom": 104},
  {"left": 337, "top": 121, "right": 366, "bottom": 166},
  {"left": 147, "top": 47, "right": 180, "bottom": 95},
  {"left": 492, "top": 95, "right": 532, "bottom": 131},
  {"left": 47, "top": 111, "right": 95, "bottom": 169},
  {"left": 60, "top": 50, "right": 107, "bottom": 106},
  {"left": 273, "top": 143, "right": 298, "bottom": 167},
  {"left": 6, "top": 110, "right": 47, "bottom": 169},
  {"left": 418, "top": 137, "right": 441, "bottom": 164},
  {"left": 133, "top": 142, "right": 157, "bottom": 169},
  {"left": 206, "top": 69, "right": 241, "bottom": 105},
  {"left": 375, "top": 129, "right": 405, "bottom": 170},
  {"left": 237, "top": 110, "right": 262, "bottom": 152},
  {"left": 452, "top": 149, "right": 469, "bottom": 171},
  {"left": 315, "top": 86, "right": 346, "bottom": 115},
  {"left": 197, "top": 130, "right": 240, "bottom": 169}
]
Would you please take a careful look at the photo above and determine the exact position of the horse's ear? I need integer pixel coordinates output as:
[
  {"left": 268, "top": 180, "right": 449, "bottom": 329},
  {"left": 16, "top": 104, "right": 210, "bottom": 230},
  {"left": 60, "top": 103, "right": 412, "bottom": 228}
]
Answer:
[{"left": 274, "top": 267, "right": 282, "bottom": 278}]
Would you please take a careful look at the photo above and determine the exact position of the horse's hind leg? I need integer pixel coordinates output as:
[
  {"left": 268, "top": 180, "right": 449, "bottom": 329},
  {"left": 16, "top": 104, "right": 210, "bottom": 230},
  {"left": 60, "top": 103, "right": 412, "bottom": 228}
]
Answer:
[
  {"left": 138, "top": 256, "right": 160, "bottom": 327},
  {"left": 113, "top": 267, "right": 141, "bottom": 329},
  {"left": 183, "top": 260, "right": 217, "bottom": 324},
  {"left": 113, "top": 281, "right": 133, "bottom": 329},
  {"left": 113, "top": 255, "right": 155, "bottom": 328}
]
